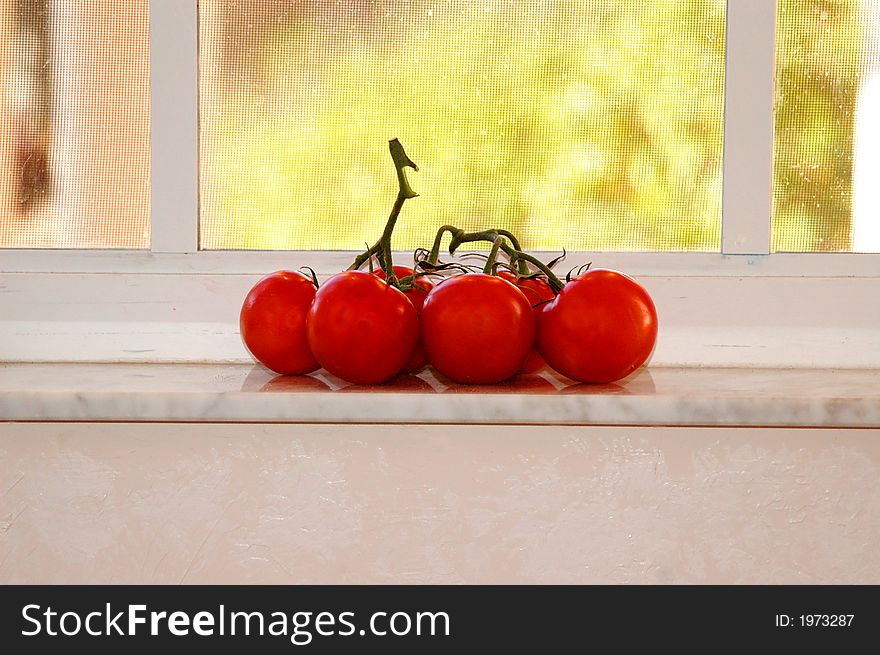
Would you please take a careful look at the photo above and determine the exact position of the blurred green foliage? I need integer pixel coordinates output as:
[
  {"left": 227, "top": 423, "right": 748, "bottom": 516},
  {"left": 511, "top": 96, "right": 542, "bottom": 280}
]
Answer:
[
  {"left": 774, "top": 0, "right": 863, "bottom": 252},
  {"left": 200, "top": 0, "right": 864, "bottom": 253}
]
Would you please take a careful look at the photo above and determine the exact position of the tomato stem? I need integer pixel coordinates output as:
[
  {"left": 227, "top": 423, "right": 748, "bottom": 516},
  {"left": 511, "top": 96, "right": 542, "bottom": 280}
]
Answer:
[
  {"left": 482, "top": 236, "right": 506, "bottom": 274},
  {"left": 378, "top": 194, "right": 406, "bottom": 285},
  {"left": 426, "top": 223, "right": 565, "bottom": 291},
  {"left": 448, "top": 228, "right": 566, "bottom": 291},
  {"left": 427, "top": 225, "right": 464, "bottom": 265},
  {"left": 508, "top": 250, "right": 566, "bottom": 292},
  {"left": 427, "top": 225, "right": 529, "bottom": 276},
  {"left": 492, "top": 230, "right": 529, "bottom": 275},
  {"left": 348, "top": 139, "right": 419, "bottom": 285},
  {"left": 449, "top": 229, "right": 528, "bottom": 276}
]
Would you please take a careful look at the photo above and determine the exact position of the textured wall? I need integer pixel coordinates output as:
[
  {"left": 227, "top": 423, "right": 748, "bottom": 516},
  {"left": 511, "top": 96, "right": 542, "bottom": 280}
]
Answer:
[{"left": 1, "top": 423, "right": 878, "bottom": 584}]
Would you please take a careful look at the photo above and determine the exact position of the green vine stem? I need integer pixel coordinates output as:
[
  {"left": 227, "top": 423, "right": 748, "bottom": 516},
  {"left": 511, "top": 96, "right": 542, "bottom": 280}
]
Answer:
[
  {"left": 436, "top": 225, "right": 566, "bottom": 292},
  {"left": 508, "top": 250, "right": 566, "bottom": 292},
  {"left": 348, "top": 139, "right": 419, "bottom": 285},
  {"left": 426, "top": 224, "right": 529, "bottom": 276},
  {"left": 449, "top": 228, "right": 497, "bottom": 255},
  {"left": 426, "top": 225, "right": 464, "bottom": 266},
  {"left": 493, "top": 229, "right": 529, "bottom": 275},
  {"left": 481, "top": 235, "right": 506, "bottom": 274},
  {"left": 448, "top": 229, "right": 522, "bottom": 273}
]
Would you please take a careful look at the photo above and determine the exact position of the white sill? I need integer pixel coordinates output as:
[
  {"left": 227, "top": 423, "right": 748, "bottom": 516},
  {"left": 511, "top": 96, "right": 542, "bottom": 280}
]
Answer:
[{"left": 1, "top": 363, "right": 879, "bottom": 427}]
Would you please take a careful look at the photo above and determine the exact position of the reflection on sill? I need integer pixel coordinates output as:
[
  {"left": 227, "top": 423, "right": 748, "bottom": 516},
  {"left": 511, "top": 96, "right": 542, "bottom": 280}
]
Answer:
[{"left": 243, "top": 365, "right": 650, "bottom": 396}]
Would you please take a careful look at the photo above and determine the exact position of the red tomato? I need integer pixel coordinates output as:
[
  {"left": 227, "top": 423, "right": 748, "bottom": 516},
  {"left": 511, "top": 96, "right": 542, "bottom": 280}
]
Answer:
[
  {"left": 421, "top": 273, "right": 536, "bottom": 384},
  {"left": 375, "top": 265, "right": 434, "bottom": 373},
  {"left": 497, "top": 270, "right": 555, "bottom": 307},
  {"left": 240, "top": 270, "right": 319, "bottom": 375},
  {"left": 307, "top": 270, "right": 419, "bottom": 384},
  {"left": 537, "top": 268, "right": 658, "bottom": 383},
  {"left": 497, "top": 270, "right": 556, "bottom": 373},
  {"left": 518, "top": 349, "right": 549, "bottom": 374},
  {"left": 374, "top": 265, "right": 433, "bottom": 311}
]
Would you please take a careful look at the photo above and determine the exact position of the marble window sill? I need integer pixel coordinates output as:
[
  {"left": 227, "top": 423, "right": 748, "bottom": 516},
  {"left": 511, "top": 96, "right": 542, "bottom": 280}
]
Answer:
[{"left": 1, "top": 363, "right": 878, "bottom": 427}]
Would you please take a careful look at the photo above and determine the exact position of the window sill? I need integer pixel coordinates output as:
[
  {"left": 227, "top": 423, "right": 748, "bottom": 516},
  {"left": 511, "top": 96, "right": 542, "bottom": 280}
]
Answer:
[{"left": 1, "top": 363, "right": 878, "bottom": 428}]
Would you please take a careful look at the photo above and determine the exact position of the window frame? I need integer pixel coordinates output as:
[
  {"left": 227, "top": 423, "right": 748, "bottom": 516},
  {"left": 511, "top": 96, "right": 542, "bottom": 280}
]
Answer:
[{"left": 1, "top": 0, "right": 879, "bottom": 369}]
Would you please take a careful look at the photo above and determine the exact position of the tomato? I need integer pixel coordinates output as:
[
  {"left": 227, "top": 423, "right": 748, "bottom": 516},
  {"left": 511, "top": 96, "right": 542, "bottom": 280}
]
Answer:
[
  {"left": 497, "top": 270, "right": 555, "bottom": 308},
  {"left": 374, "top": 265, "right": 433, "bottom": 311},
  {"left": 240, "top": 270, "right": 319, "bottom": 375},
  {"left": 397, "top": 338, "right": 428, "bottom": 373},
  {"left": 537, "top": 268, "right": 658, "bottom": 383},
  {"left": 374, "top": 264, "right": 434, "bottom": 373},
  {"left": 421, "top": 273, "right": 536, "bottom": 384},
  {"left": 497, "top": 270, "right": 556, "bottom": 373},
  {"left": 307, "top": 270, "right": 419, "bottom": 384}
]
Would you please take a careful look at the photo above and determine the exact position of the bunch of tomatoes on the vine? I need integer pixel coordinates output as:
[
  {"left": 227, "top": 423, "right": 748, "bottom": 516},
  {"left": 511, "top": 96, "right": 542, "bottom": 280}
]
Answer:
[{"left": 240, "top": 140, "right": 658, "bottom": 385}]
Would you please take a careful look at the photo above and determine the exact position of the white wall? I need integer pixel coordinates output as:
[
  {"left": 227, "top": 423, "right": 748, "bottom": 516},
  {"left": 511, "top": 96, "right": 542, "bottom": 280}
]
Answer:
[{"left": 1, "top": 422, "right": 877, "bottom": 584}]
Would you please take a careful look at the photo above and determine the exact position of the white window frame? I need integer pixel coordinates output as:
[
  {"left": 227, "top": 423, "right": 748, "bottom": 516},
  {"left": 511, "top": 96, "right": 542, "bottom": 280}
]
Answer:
[{"left": 1, "top": 0, "right": 879, "bottom": 369}]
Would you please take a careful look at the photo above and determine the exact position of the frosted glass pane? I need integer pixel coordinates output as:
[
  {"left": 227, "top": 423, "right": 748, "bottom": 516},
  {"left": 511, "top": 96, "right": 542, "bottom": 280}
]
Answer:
[{"left": 0, "top": 0, "right": 150, "bottom": 249}]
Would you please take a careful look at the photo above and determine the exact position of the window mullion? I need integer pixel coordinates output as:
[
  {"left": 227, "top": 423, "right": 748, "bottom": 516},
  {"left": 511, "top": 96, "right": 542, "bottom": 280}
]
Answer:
[
  {"left": 149, "top": 0, "right": 199, "bottom": 253},
  {"left": 721, "top": 0, "right": 776, "bottom": 255}
]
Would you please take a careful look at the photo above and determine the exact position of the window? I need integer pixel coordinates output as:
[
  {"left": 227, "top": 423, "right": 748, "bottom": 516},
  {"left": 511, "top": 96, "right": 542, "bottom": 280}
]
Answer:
[
  {"left": 199, "top": 0, "right": 726, "bottom": 252},
  {"left": 198, "top": 0, "right": 880, "bottom": 255},
  {"left": 773, "top": 0, "right": 880, "bottom": 252},
  {"left": 0, "top": 0, "right": 150, "bottom": 249},
  {"left": 0, "top": 1, "right": 878, "bottom": 371}
]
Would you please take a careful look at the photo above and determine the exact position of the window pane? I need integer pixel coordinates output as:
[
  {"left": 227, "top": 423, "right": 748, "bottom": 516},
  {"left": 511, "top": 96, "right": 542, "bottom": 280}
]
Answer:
[
  {"left": 0, "top": 0, "right": 150, "bottom": 249},
  {"left": 773, "top": 0, "right": 880, "bottom": 252},
  {"left": 200, "top": 0, "right": 725, "bottom": 251}
]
